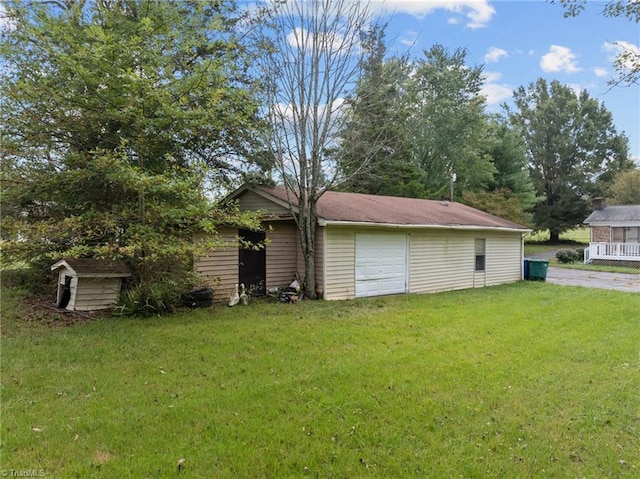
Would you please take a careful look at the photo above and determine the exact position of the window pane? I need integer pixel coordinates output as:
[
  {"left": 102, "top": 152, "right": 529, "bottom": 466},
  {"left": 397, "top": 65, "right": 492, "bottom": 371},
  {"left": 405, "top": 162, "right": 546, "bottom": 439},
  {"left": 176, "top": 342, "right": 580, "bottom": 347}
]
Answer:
[
  {"left": 626, "top": 227, "right": 639, "bottom": 243},
  {"left": 612, "top": 228, "right": 624, "bottom": 242},
  {"left": 475, "top": 238, "right": 486, "bottom": 271}
]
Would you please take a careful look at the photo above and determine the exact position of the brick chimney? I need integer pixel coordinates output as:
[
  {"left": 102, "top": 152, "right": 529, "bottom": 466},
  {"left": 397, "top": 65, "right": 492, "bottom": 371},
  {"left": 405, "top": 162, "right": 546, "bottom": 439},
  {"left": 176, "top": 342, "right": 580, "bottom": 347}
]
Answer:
[{"left": 591, "top": 197, "right": 607, "bottom": 211}]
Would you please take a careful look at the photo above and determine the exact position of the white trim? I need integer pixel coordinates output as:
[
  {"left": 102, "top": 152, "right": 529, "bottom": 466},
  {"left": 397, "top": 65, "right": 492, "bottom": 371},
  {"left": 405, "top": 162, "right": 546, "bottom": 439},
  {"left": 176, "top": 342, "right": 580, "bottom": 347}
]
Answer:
[
  {"left": 586, "top": 221, "right": 640, "bottom": 227},
  {"left": 318, "top": 219, "right": 529, "bottom": 233},
  {"left": 322, "top": 226, "right": 327, "bottom": 300}
]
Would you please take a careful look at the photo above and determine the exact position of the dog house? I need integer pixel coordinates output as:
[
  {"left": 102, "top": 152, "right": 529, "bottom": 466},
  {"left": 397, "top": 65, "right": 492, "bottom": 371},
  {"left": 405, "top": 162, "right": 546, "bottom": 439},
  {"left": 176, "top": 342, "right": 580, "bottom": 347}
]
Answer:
[{"left": 51, "top": 259, "right": 131, "bottom": 311}]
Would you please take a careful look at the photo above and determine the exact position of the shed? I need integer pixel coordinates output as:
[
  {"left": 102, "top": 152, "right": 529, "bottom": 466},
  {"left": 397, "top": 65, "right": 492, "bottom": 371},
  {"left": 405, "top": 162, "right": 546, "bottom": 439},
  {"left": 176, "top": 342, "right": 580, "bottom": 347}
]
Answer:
[
  {"left": 51, "top": 259, "right": 131, "bottom": 311},
  {"left": 195, "top": 185, "right": 531, "bottom": 301}
]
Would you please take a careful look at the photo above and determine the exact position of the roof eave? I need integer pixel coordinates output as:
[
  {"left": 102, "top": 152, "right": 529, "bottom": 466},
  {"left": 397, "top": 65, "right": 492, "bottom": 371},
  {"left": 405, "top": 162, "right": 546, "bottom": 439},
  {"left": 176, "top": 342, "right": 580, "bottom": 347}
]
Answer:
[{"left": 317, "top": 219, "right": 530, "bottom": 233}]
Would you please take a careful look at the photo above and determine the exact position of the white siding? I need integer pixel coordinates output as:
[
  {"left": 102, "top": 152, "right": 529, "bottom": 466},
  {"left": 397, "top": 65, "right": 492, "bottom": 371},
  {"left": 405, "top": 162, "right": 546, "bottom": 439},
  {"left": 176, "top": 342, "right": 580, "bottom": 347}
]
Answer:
[
  {"left": 485, "top": 232, "right": 524, "bottom": 286},
  {"left": 74, "top": 278, "right": 121, "bottom": 311},
  {"left": 323, "top": 227, "right": 523, "bottom": 300},
  {"left": 409, "top": 230, "right": 476, "bottom": 294},
  {"left": 410, "top": 230, "right": 523, "bottom": 293},
  {"left": 323, "top": 227, "right": 356, "bottom": 300}
]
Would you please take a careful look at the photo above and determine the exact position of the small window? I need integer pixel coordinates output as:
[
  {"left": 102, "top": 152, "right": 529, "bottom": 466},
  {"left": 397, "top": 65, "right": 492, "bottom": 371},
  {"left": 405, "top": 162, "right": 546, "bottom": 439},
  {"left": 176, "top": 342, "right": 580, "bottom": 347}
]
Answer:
[{"left": 475, "top": 239, "right": 486, "bottom": 271}]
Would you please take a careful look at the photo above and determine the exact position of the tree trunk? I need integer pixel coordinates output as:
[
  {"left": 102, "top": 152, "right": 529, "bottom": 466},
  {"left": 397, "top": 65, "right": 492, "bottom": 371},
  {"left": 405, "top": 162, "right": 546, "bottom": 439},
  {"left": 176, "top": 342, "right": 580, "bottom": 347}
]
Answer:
[
  {"left": 549, "top": 230, "right": 560, "bottom": 243},
  {"left": 299, "top": 197, "right": 318, "bottom": 299}
]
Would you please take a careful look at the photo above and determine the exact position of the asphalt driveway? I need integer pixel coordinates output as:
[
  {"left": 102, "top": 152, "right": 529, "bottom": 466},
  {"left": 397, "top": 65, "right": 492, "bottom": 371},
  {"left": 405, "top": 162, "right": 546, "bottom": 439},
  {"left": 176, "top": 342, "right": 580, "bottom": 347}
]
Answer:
[{"left": 546, "top": 266, "right": 640, "bottom": 293}]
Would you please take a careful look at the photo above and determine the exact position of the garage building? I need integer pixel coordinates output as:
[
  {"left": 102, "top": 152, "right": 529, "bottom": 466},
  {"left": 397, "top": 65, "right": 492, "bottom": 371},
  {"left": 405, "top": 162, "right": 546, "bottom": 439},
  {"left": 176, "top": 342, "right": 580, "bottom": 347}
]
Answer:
[{"left": 195, "top": 185, "right": 530, "bottom": 301}]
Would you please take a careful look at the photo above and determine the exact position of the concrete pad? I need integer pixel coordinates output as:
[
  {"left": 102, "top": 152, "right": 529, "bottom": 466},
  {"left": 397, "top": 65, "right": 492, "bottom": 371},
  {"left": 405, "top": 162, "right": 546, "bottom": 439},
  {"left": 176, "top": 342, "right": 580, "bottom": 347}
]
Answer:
[{"left": 546, "top": 267, "right": 640, "bottom": 293}]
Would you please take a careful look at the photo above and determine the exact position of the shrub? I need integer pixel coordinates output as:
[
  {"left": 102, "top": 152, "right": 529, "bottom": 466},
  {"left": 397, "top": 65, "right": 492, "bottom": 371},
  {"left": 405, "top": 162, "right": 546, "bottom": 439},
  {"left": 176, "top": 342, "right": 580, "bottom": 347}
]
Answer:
[
  {"left": 0, "top": 258, "right": 57, "bottom": 296},
  {"left": 575, "top": 248, "right": 585, "bottom": 262},
  {"left": 115, "top": 279, "right": 182, "bottom": 317},
  {"left": 556, "top": 249, "right": 580, "bottom": 263}
]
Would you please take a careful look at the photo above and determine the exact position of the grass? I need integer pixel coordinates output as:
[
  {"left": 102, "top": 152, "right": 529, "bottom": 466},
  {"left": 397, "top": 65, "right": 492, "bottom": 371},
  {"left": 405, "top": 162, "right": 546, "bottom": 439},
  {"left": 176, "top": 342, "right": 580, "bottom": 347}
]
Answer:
[
  {"left": 2, "top": 284, "right": 640, "bottom": 478},
  {"left": 525, "top": 228, "right": 590, "bottom": 245}
]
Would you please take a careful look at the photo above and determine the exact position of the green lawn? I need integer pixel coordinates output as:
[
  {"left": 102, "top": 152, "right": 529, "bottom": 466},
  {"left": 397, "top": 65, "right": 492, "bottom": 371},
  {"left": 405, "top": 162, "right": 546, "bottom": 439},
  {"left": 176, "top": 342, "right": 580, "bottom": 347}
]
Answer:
[
  {"left": 525, "top": 228, "right": 590, "bottom": 244},
  {"left": 2, "top": 284, "right": 639, "bottom": 478}
]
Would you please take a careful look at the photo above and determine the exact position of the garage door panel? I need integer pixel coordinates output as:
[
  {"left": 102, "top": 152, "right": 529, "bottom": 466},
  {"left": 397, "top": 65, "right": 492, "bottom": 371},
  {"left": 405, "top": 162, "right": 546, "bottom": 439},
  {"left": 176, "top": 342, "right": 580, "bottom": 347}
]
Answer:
[{"left": 355, "top": 233, "right": 407, "bottom": 298}]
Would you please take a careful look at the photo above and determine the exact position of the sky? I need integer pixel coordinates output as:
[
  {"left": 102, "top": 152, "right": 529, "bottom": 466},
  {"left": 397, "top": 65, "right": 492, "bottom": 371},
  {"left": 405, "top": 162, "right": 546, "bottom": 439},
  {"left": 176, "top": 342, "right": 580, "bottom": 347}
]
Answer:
[
  {"left": 1, "top": 0, "right": 637, "bottom": 160},
  {"left": 370, "top": 0, "right": 640, "bottom": 161}
]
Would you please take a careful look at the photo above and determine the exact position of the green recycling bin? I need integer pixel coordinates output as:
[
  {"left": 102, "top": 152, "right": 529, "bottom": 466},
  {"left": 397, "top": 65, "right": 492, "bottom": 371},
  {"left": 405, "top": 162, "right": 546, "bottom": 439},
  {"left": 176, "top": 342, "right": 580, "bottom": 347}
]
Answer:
[{"left": 528, "top": 259, "right": 549, "bottom": 281}]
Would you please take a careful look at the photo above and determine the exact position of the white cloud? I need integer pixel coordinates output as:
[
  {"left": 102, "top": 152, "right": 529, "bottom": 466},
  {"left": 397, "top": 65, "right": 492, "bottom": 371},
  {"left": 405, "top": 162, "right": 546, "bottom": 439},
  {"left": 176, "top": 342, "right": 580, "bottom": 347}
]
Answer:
[
  {"left": 483, "top": 71, "right": 502, "bottom": 83},
  {"left": 484, "top": 47, "right": 508, "bottom": 63},
  {"left": 286, "top": 27, "right": 349, "bottom": 55},
  {"left": 567, "top": 83, "right": 583, "bottom": 95},
  {"left": 371, "top": 1, "right": 495, "bottom": 29},
  {"left": 400, "top": 30, "right": 419, "bottom": 47},
  {"left": 481, "top": 71, "right": 512, "bottom": 105},
  {"left": 540, "top": 45, "right": 581, "bottom": 73},
  {"left": 482, "top": 83, "right": 513, "bottom": 105},
  {"left": 594, "top": 67, "right": 608, "bottom": 77}
]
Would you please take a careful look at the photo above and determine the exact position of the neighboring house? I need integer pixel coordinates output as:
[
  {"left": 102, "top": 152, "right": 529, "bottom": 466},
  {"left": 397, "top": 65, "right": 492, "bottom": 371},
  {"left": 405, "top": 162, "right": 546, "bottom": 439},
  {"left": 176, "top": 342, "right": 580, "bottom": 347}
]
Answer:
[
  {"left": 195, "top": 185, "right": 530, "bottom": 301},
  {"left": 583, "top": 198, "right": 640, "bottom": 268}
]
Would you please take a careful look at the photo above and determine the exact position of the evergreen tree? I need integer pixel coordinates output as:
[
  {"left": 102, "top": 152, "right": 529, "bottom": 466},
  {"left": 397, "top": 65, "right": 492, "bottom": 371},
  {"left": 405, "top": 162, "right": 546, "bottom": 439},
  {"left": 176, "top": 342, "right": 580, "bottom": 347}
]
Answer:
[
  {"left": 408, "top": 45, "right": 496, "bottom": 199},
  {"left": 336, "top": 26, "right": 424, "bottom": 197},
  {"left": 0, "top": 0, "right": 265, "bottom": 310}
]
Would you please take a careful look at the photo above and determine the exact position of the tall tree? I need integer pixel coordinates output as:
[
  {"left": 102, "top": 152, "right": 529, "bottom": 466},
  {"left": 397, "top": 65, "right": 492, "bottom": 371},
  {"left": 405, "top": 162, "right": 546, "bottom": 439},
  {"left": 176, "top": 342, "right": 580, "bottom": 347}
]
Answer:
[
  {"left": 335, "top": 26, "right": 423, "bottom": 197},
  {"left": 259, "top": 0, "right": 379, "bottom": 298},
  {"left": 408, "top": 45, "right": 496, "bottom": 200},
  {"left": 0, "top": 0, "right": 264, "bottom": 308},
  {"left": 508, "top": 78, "right": 632, "bottom": 241}
]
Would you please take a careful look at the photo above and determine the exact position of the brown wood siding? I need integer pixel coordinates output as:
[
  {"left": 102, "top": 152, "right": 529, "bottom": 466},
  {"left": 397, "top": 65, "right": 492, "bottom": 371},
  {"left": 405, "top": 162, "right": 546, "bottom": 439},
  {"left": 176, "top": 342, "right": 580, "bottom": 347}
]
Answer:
[
  {"left": 194, "top": 222, "right": 310, "bottom": 301},
  {"left": 265, "top": 221, "right": 298, "bottom": 290},
  {"left": 194, "top": 226, "right": 239, "bottom": 303},
  {"left": 293, "top": 225, "right": 324, "bottom": 297},
  {"left": 238, "top": 190, "right": 290, "bottom": 215}
]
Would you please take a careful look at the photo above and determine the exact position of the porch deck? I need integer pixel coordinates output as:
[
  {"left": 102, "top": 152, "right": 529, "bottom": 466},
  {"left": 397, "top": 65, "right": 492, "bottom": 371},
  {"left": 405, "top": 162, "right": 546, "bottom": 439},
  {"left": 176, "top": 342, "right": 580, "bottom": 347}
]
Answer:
[{"left": 585, "top": 242, "right": 640, "bottom": 263}]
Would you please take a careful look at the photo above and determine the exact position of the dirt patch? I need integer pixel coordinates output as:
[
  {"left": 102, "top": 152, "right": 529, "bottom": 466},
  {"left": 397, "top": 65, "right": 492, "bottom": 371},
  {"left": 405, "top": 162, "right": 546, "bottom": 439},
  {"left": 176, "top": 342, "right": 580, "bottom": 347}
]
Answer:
[{"left": 19, "top": 295, "right": 112, "bottom": 327}]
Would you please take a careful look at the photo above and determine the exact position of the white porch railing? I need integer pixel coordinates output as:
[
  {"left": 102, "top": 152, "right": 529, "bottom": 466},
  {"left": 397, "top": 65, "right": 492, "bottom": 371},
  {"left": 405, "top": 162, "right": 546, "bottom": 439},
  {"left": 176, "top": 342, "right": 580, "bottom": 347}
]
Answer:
[{"left": 585, "top": 242, "right": 640, "bottom": 263}]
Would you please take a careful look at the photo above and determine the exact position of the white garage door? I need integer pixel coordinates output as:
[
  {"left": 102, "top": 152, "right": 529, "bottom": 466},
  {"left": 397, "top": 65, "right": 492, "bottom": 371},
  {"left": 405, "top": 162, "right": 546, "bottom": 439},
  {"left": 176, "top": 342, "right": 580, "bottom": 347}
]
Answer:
[{"left": 355, "top": 233, "right": 408, "bottom": 298}]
